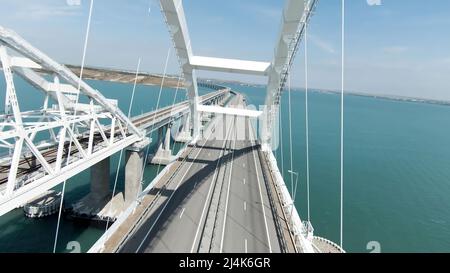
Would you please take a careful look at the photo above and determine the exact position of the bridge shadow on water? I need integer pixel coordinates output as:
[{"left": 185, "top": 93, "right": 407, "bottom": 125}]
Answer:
[{"left": 125, "top": 140, "right": 259, "bottom": 252}]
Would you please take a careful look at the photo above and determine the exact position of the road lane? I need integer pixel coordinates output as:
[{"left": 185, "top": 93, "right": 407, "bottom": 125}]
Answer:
[{"left": 119, "top": 94, "right": 285, "bottom": 253}]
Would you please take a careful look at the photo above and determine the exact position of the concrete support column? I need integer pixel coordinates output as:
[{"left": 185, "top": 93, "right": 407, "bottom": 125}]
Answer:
[
  {"left": 184, "top": 113, "right": 190, "bottom": 133},
  {"left": 185, "top": 112, "right": 190, "bottom": 132},
  {"left": 157, "top": 127, "right": 164, "bottom": 147},
  {"left": 245, "top": 116, "right": 249, "bottom": 141},
  {"left": 222, "top": 113, "right": 227, "bottom": 140},
  {"left": 150, "top": 123, "right": 174, "bottom": 165},
  {"left": 175, "top": 113, "right": 191, "bottom": 143},
  {"left": 163, "top": 123, "right": 172, "bottom": 151},
  {"left": 90, "top": 157, "right": 110, "bottom": 201},
  {"left": 124, "top": 148, "right": 144, "bottom": 206}
]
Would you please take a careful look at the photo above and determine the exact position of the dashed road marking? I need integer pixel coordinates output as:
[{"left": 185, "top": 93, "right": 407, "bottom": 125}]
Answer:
[{"left": 179, "top": 208, "right": 185, "bottom": 219}]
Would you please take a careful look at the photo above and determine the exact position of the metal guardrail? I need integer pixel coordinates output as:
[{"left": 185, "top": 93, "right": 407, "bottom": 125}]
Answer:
[{"left": 257, "top": 147, "right": 292, "bottom": 253}]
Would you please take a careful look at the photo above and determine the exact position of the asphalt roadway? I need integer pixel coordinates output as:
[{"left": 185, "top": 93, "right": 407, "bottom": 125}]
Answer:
[{"left": 119, "top": 95, "right": 283, "bottom": 253}]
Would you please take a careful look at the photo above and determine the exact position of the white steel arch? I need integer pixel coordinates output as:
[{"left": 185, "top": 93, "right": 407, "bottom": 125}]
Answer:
[
  {"left": 262, "top": 0, "right": 317, "bottom": 150},
  {"left": 159, "top": 0, "right": 272, "bottom": 141},
  {"left": 159, "top": 0, "right": 316, "bottom": 148}
]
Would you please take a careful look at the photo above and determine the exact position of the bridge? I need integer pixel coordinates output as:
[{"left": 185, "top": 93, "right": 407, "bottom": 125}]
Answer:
[{"left": 0, "top": 0, "right": 344, "bottom": 253}]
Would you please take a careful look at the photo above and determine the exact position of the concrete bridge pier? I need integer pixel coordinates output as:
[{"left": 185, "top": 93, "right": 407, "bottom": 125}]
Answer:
[
  {"left": 122, "top": 137, "right": 151, "bottom": 208},
  {"left": 245, "top": 116, "right": 250, "bottom": 141},
  {"left": 124, "top": 149, "right": 143, "bottom": 207},
  {"left": 150, "top": 123, "right": 175, "bottom": 165},
  {"left": 175, "top": 113, "right": 192, "bottom": 143},
  {"left": 70, "top": 157, "right": 115, "bottom": 220},
  {"left": 70, "top": 137, "right": 151, "bottom": 221},
  {"left": 90, "top": 158, "right": 110, "bottom": 201}
]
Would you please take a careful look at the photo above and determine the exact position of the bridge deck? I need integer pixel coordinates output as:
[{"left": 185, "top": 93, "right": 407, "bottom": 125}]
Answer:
[{"left": 103, "top": 95, "right": 296, "bottom": 253}]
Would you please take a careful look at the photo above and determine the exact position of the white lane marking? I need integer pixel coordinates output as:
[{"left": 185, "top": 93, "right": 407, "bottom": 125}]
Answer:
[
  {"left": 179, "top": 208, "right": 185, "bottom": 219},
  {"left": 245, "top": 239, "right": 248, "bottom": 253},
  {"left": 243, "top": 178, "right": 246, "bottom": 185},
  {"left": 249, "top": 119, "right": 272, "bottom": 253},
  {"left": 244, "top": 201, "right": 246, "bottom": 211},
  {"left": 220, "top": 117, "right": 237, "bottom": 253},
  {"left": 243, "top": 163, "right": 245, "bottom": 167},
  {"left": 190, "top": 115, "right": 235, "bottom": 253}
]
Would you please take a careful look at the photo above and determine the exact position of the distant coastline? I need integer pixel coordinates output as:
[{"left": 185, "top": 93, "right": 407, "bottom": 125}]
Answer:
[
  {"left": 313, "top": 89, "right": 450, "bottom": 107},
  {"left": 204, "top": 78, "right": 450, "bottom": 107},
  {"left": 37, "top": 64, "right": 182, "bottom": 88},
  {"left": 54, "top": 65, "right": 450, "bottom": 107}
]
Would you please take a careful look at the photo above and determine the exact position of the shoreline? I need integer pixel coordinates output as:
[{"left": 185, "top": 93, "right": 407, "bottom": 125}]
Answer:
[
  {"left": 43, "top": 65, "right": 450, "bottom": 107},
  {"left": 204, "top": 78, "right": 450, "bottom": 107},
  {"left": 40, "top": 64, "right": 184, "bottom": 89}
]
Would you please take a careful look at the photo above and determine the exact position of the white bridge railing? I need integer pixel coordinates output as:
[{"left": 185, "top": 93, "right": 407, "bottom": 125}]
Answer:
[{"left": 265, "top": 151, "right": 315, "bottom": 253}]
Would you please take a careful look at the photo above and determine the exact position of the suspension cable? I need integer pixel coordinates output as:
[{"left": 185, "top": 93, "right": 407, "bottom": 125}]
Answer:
[
  {"left": 287, "top": 73, "right": 294, "bottom": 202},
  {"left": 340, "top": 0, "right": 345, "bottom": 249},
  {"left": 53, "top": 0, "right": 94, "bottom": 253},
  {"left": 305, "top": 23, "right": 311, "bottom": 222},
  {"left": 279, "top": 95, "right": 285, "bottom": 179}
]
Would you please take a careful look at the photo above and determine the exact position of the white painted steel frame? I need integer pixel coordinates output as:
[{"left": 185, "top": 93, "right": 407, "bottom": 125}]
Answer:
[
  {"left": 190, "top": 56, "right": 270, "bottom": 76},
  {"left": 159, "top": 0, "right": 273, "bottom": 142},
  {"left": 0, "top": 134, "right": 140, "bottom": 216},
  {"left": 159, "top": 0, "right": 201, "bottom": 141},
  {"left": 0, "top": 26, "right": 143, "bottom": 137},
  {"left": 0, "top": 26, "right": 144, "bottom": 216},
  {"left": 262, "top": 0, "right": 316, "bottom": 149},
  {"left": 197, "top": 104, "right": 262, "bottom": 118}
]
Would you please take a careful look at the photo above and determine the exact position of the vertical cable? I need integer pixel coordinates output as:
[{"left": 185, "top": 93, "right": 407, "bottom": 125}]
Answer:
[
  {"left": 287, "top": 73, "right": 294, "bottom": 200},
  {"left": 154, "top": 48, "right": 172, "bottom": 176},
  {"left": 305, "top": 20, "right": 311, "bottom": 223},
  {"left": 340, "top": 0, "right": 345, "bottom": 249},
  {"left": 279, "top": 100, "right": 284, "bottom": 178},
  {"left": 53, "top": 0, "right": 94, "bottom": 253}
]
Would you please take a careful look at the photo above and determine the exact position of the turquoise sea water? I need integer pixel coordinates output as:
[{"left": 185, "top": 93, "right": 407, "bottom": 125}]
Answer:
[
  {"left": 1, "top": 78, "right": 450, "bottom": 253},
  {"left": 230, "top": 83, "right": 450, "bottom": 253}
]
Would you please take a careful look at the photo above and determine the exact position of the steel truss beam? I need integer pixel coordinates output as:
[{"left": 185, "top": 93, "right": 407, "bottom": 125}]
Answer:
[{"left": 0, "top": 25, "right": 144, "bottom": 216}]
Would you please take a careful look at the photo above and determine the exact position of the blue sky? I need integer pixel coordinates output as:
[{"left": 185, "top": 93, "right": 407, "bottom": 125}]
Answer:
[{"left": 0, "top": 0, "right": 450, "bottom": 100}]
